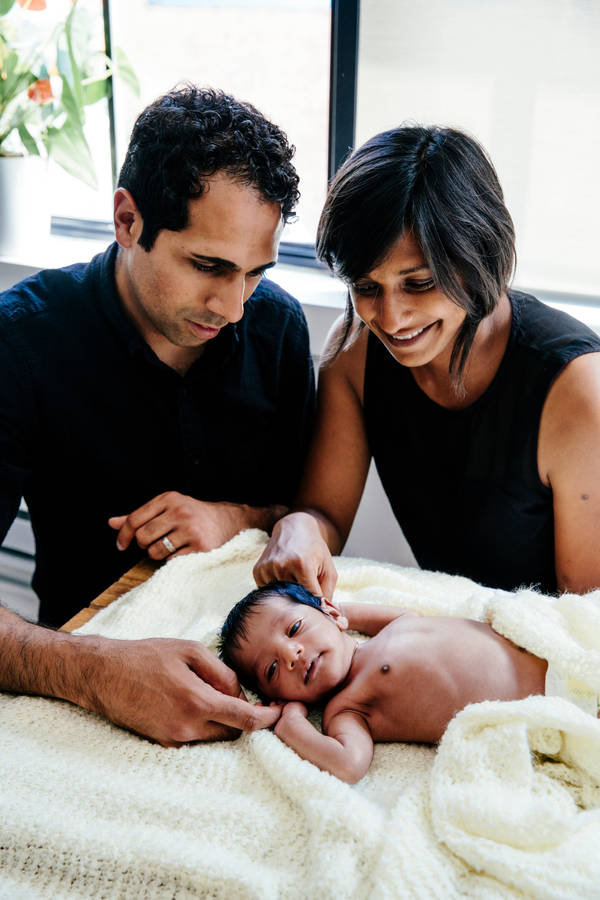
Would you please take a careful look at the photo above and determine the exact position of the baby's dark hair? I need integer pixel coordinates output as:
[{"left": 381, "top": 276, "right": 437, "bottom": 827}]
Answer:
[
  {"left": 219, "top": 581, "right": 323, "bottom": 694},
  {"left": 118, "top": 84, "right": 299, "bottom": 251}
]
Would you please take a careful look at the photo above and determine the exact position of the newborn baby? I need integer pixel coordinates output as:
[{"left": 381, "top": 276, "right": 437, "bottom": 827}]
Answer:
[{"left": 219, "top": 581, "right": 547, "bottom": 783}]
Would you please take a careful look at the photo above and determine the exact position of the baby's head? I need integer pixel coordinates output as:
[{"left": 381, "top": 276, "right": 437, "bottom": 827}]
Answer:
[{"left": 219, "top": 581, "right": 355, "bottom": 704}]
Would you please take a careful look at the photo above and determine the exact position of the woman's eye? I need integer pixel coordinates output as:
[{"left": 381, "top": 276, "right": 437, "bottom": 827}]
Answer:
[
  {"left": 289, "top": 620, "right": 301, "bottom": 637},
  {"left": 405, "top": 279, "right": 434, "bottom": 293},
  {"left": 352, "top": 282, "right": 378, "bottom": 298},
  {"left": 267, "top": 661, "right": 277, "bottom": 681}
]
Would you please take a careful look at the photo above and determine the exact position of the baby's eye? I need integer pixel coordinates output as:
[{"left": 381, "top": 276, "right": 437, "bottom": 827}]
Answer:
[
  {"left": 267, "top": 661, "right": 277, "bottom": 681},
  {"left": 289, "top": 620, "right": 301, "bottom": 637}
]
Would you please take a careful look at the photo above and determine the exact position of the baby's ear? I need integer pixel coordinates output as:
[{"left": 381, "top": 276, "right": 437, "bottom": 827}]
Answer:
[{"left": 319, "top": 597, "right": 349, "bottom": 632}]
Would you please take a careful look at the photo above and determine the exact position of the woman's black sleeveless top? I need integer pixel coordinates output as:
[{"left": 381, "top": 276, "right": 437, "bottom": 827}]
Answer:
[{"left": 364, "top": 290, "right": 600, "bottom": 593}]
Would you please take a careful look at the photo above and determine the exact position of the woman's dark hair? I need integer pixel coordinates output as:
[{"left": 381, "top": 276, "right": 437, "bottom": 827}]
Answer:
[
  {"left": 118, "top": 85, "right": 299, "bottom": 251},
  {"left": 218, "top": 581, "right": 323, "bottom": 695},
  {"left": 316, "top": 125, "right": 516, "bottom": 377}
]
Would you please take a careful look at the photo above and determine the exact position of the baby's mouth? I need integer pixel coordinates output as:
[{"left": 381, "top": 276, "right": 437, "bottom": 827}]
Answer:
[{"left": 304, "top": 654, "right": 321, "bottom": 684}]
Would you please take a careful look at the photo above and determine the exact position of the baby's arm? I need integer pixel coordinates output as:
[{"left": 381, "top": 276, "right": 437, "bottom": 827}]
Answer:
[
  {"left": 340, "top": 601, "right": 417, "bottom": 636},
  {"left": 274, "top": 702, "right": 373, "bottom": 784}
]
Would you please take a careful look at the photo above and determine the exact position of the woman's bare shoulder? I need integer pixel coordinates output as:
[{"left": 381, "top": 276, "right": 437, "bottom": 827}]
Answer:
[{"left": 320, "top": 315, "right": 369, "bottom": 405}]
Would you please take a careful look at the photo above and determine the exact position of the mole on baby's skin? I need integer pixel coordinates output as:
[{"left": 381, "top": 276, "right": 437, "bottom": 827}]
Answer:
[{"left": 381, "top": 664, "right": 390, "bottom": 673}]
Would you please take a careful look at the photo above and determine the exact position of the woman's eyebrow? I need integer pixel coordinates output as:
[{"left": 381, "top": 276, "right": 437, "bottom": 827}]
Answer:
[{"left": 359, "top": 263, "right": 429, "bottom": 280}]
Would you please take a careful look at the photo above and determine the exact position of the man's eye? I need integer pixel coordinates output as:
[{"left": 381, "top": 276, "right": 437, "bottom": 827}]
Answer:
[
  {"left": 267, "top": 661, "right": 277, "bottom": 681},
  {"left": 248, "top": 270, "right": 266, "bottom": 280},
  {"left": 192, "top": 261, "right": 219, "bottom": 273},
  {"left": 405, "top": 279, "right": 434, "bottom": 293},
  {"left": 289, "top": 620, "right": 301, "bottom": 636}
]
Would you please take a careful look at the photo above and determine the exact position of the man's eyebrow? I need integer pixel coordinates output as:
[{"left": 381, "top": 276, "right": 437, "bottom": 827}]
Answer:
[{"left": 190, "top": 253, "right": 277, "bottom": 274}]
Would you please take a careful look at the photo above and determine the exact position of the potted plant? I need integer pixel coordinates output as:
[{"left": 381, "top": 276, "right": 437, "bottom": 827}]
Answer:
[{"left": 0, "top": 0, "right": 138, "bottom": 256}]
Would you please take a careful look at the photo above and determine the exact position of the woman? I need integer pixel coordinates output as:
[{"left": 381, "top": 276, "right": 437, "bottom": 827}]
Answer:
[{"left": 255, "top": 126, "right": 600, "bottom": 597}]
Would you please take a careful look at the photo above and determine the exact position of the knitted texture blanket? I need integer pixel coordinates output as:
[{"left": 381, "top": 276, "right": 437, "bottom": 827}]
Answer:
[{"left": 1, "top": 529, "right": 599, "bottom": 899}]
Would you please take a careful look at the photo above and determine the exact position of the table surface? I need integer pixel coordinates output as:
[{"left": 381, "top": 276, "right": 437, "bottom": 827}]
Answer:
[{"left": 59, "top": 559, "right": 160, "bottom": 633}]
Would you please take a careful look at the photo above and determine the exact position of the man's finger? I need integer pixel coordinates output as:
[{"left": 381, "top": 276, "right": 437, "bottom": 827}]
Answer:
[
  {"left": 186, "top": 647, "right": 242, "bottom": 697},
  {"left": 108, "top": 515, "right": 127, "bottom": 530},
  {"left": 195, "top": 721, "right": 241, "bottom": 741},
  {"left": 209, "top": 691, "right": 282, "bottom": 732},
  {"left": 109, "top": 496, "right": 169, "bottom": 551}
]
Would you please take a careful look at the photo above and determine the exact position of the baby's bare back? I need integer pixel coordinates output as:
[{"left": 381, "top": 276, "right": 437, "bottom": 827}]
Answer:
[{"left": 325, "top": 616, "right": 548, "bottom": 743}]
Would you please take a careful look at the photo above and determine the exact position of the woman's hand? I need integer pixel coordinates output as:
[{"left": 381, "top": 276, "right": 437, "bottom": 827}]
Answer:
[{"left": 253, "top": 511, "right": 338, "bottom": 599}]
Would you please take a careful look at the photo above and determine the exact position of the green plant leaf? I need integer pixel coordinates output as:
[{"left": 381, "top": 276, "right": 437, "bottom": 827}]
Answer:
[
  {"left": 63, "top": 0, "right": 84, "bottom": 112},
  {"left": 17, "top": 122, "right": 39, "bottom": 155},
  {"left": 81, "top": 78, "right": 108, "bottom": 107},
  {"left": 58, "top": 74, "right": 83, "bottom": 127},
  {"left": 114, "top": 47, "right": 140, "bottom": 96},
  {"left": 45, "top": 121, "right": 97, "bottom": 189},
  {"left": 0, "top": 0, "right": 16, "bottom": 16}
]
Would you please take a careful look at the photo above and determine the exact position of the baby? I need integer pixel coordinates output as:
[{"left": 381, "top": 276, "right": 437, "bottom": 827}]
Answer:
[{"left": 219, "top": 581, "right": 548, "bottom": 783}]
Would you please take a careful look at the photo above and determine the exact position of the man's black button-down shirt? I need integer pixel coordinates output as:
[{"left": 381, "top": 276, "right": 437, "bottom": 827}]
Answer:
[{"left": 0, "top": 243, "right": 315, "bottom": 626}]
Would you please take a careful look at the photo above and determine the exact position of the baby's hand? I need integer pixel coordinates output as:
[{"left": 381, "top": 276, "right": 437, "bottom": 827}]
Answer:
[{"left": 280, "top": 701, "right": 308, "bottom": 721}]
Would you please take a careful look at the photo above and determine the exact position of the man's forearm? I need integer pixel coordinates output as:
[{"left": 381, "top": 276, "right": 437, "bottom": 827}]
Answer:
[{"left": 0, "top": 605, "right": 92, "bottom": 706}]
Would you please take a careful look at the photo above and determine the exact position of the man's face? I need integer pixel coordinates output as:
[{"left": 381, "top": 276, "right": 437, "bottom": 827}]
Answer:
[
  {"left": 114, "top": 173, "right": 283, "bottom": 371},
  {"left": 235, "top": 595, "right": 353, "bottom": 704}
]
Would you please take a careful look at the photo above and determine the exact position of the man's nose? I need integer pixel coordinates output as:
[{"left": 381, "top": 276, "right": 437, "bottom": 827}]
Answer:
[{"left": 206, "top": 276, "right": 245, "bottom": 324}]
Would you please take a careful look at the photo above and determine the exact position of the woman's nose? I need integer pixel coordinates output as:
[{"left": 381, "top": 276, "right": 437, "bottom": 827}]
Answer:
[{"left": 376, "top": 290, "right": 414, "bottom": 334}]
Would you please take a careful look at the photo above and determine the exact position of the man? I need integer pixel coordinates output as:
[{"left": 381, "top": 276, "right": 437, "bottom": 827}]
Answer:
[{"left": 0, "top": 86, "right": 315, "bottom": 744}]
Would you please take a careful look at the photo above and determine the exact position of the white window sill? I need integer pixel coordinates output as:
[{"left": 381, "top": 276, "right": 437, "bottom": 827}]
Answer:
[{"left": 1, "top": 234, "right": 599, "bottom": 336}]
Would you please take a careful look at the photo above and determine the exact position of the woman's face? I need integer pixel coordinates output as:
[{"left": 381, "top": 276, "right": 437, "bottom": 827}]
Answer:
[{"left": 349, "top": 231, "right": 466, "bottom": 371}]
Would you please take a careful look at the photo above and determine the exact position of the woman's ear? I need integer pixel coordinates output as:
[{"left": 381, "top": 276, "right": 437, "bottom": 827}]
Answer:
[{"left": 319, "top": 597, "right": 348, "bottom": 632}]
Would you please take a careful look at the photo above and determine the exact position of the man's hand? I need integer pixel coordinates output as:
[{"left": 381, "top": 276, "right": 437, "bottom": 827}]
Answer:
[
  {"left": 253, "top": 511, "right": 338, "bottom": 599},
  {"left": 76, "top": 636, "right": 281, "bottom": 745},
  {"left": 0, "top": 604, "right": 281, "bottom": 746},
  {"left": 108, "top": 492, "right": 258, "bottom": 559}
]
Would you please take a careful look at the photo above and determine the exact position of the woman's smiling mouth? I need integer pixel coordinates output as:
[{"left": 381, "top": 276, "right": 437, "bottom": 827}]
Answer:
[{"left": 386, "top": 321, "right": 438, "bottom": 347}]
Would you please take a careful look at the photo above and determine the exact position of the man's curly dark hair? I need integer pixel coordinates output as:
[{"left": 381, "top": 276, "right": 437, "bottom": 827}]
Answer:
[{"left": 117, "top": 85, "right": 300, "bottom": 251}]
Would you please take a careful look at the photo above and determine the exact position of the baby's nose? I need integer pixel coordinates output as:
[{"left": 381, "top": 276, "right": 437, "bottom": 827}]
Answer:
[{"left": 285, "top": 643, "right": 303, "bottom": 670}]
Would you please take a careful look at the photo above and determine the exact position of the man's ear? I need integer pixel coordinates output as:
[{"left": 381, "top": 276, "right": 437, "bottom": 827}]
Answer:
[
  {"left": 114, "top": 188, "right": 142, "bottom": 249},
  {"left": 319, "top": 596, "right": 348, "bottom": 632}
]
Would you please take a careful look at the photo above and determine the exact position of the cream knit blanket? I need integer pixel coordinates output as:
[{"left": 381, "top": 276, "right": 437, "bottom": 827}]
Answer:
[{"left": 1, "top": 529, "right": 599, "bottom": 899}]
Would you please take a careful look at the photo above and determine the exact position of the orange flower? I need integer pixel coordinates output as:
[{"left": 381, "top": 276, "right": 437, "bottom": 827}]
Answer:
[
  {"left": 27, "top": 78, "right": 53, "bottom": 104},
  {"left": 17, "top": 0, "right": 47, "bottom": 9}
]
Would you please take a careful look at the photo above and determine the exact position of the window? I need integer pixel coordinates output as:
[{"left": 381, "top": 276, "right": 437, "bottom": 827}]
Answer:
[
  {"left": 356, "top": 0, "right": 600, "bottom": 297},
  {"left": 12, "top": 0, "right": 599, "bottom": 296},
  {"left": 109, "top": 0, "right": 331, "bottom": 248}
]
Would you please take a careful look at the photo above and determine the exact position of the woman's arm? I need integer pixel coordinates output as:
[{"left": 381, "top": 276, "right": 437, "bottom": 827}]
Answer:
[
  {"left": 340, "top": 602, "right": 417, "bottom": 636},
  {"left": 254, "top": 320, "right": 371, "bottom": 598},
  {"left": 274, "top": 701, "right": 374, "bottom": 784},
  {"left": 538, "top": 352, "right": 600, "bottom": 593}
]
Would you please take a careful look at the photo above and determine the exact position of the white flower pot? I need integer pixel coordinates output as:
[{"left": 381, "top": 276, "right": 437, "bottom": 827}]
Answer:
[{"left": 0, "top": 155, "right": 50, "bottom": 260}]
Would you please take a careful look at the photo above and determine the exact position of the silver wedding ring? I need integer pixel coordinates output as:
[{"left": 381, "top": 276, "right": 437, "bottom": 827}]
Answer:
[{"left": 162, "top": 535, "right": 176, "bottom": 554}]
